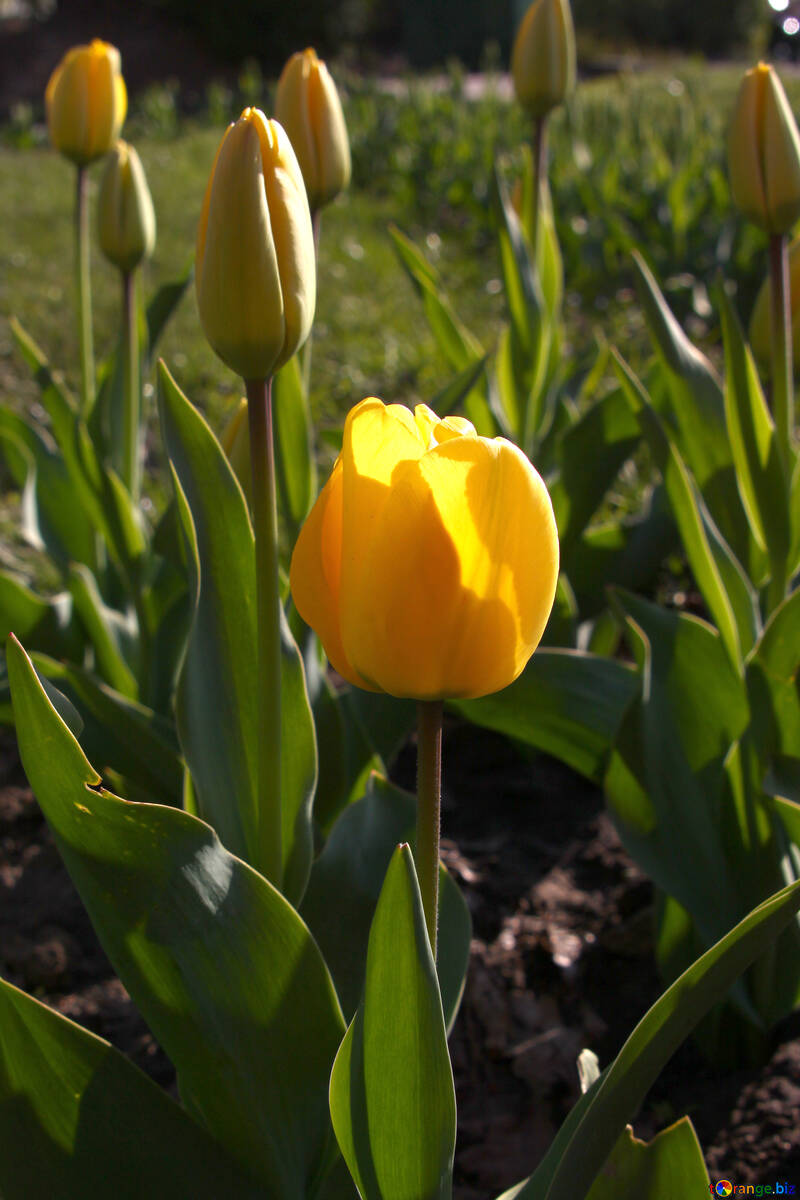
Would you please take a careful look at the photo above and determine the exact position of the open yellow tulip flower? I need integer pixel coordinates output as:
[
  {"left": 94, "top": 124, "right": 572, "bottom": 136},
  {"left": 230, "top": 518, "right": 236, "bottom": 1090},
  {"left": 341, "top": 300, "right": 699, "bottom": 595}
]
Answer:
[
  {"left": 196, "top": 107, "right": 316, "bottom": 380},
  {"left": 290, "top": 399, "right": 559, "bottom": 701},
  {"left": 45, "top": 39, "right": 127, "bottom": 165},
  {"left": 275, "top": 47, "right": 351, "bottom": 212}
]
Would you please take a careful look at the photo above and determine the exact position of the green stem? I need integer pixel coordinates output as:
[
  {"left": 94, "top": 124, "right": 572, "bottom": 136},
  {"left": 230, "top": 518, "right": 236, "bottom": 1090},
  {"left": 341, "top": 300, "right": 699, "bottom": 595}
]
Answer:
[
  {"left": 416, "top": 700, "right": 443, "bottom": 961},
  {"left": 300, "top": 210, "right": 322, "bottom": 397},
  {"left": 768, "top": 232, "right": 793, "bottom": 471},
  {"left": 529, "top": 114, "right": 548, "bottom": 261},
  {"left": 75, "top": 163, "right": 95, "bottom": 415},
  {"left": 121, "top": 270, "right": 140, "bottom": 501},
  {"left": 246, "top": 375, "right": 283, "bottom": 891}
]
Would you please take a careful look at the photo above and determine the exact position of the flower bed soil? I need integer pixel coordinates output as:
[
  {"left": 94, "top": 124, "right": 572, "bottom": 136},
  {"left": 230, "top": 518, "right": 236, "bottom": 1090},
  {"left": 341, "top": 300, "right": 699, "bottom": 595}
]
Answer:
[{"left": 2, "top": 719, "right": 800, "bottom": 1196}]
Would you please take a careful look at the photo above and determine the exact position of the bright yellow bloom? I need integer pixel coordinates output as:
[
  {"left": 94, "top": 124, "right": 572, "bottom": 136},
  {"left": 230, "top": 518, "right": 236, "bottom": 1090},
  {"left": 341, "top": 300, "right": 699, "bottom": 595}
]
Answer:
[
  {"left": 750, "top": 233, "right": 800, "bottom": 369},
  {"left": 290, "top": 398, "right": 559, "bottom": 700},
  {"left": 45, "top": 40, "right": 127, "bottom": 165},
  {"left": 511, "top": 0, "right": 576, "bottom": 120},
  {"left": 728, "top": 63, "right": 800, "bottom": 235},
  {"left": 196, "top": 108, "right": 316, "bottom": 380},
  {"left": 275, "top": 47, "right": 351, "bottom": 212},
  {"left": 97, "top": 141, "right": 156, "bottom": 273}
]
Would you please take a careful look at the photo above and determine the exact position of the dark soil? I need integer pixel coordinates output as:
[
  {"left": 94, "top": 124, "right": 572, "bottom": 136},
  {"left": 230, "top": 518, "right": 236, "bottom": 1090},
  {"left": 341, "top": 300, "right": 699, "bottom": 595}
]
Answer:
[{"left": 2, "top": 718, "right": 800, "bottom": 1196}]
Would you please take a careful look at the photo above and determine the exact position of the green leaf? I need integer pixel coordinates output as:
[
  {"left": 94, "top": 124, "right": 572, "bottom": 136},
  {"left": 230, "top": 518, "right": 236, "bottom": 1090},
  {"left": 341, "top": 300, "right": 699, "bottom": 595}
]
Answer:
[
  {"left": 302, "top": 772, "right": 471, "bottom": 1031},
  {"left": 0, "top": 975, "right": 265, "bottom": 1199},
  {"left": 0, "top": 575, "right": 82, "bottom": 661},
  {"left": 719, "top": 288, "right": 791, "bottom": 585},
  {"left": 159, "top": 363, "right": 316, "bottom": 903},
  {"left": 605, "top": 590, "right": 749, "bottom": 948},
  {"left": 454, "top": 649, "right": 637, "bottom": 783},
  {"left": 614, "top": 350, "right": 759, "bottom": 667},
  {"left": 329, "top": 844, "right": 456, "bottom": 1200},
  {"left": 505, "top": 875, "right": 800, "bottom": 1200},
  {"left": 7, "top": 634, "right": 344, "bottom": 1198},
  {"left": 273, "top": 355, "right": 317, "bottom": 549},
  {"left": 584, "top": 1120, "right": 708, "bottom": 1199},
  {"left": 746, "top": 586, "right": 800, "bottom": 767},
  {"left": 28, "top": 651, "right": 182, "bottom": 806},
  {"left": 68, "top": 564, "right": 138, "bottom": 698}
]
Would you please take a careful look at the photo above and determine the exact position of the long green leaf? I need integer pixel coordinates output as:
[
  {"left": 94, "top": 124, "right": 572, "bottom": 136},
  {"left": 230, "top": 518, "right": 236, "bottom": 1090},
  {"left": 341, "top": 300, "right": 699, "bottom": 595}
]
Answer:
[
  {"left": 7, "top": 634, "right": 344, "bottom": 1198},
  {"left": 273, "top": 355, "right": 317, "bottom": 548},
  {"left": 329, "top": 845, "right": 456, "bottom": 1200},
  {"left": 159, "top": 363, "right": 316, "bottom": 902},
  {"left": 0, "top": 975, "right": 265, "bottom": 1199},
  {"left": 454, "top": 649, "right": 637, "bottom": 783}
]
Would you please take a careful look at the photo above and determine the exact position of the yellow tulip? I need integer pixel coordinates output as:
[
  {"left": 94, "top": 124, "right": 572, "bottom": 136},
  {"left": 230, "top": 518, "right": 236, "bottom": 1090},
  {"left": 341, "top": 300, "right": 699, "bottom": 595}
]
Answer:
[
  {"left": 97, "top": 141, "right": 156, "bottom": 273},
  {"left": 196, "top": 108, "right": 316, "bottom": 380},
  {"left": 512, "top": 0, "right": 576, "bottom": 120},
  {"left": 728, "top": 63, "right": 800, "bottom": 235},
  {"left": 275, "top": 47, "right": 351, "bottom": 212},
  {"left": 290, "top": 398, "right": 559, "bottom": 700},
  {"left": 750, "top": 233, "right": 800, "bottom": 369},
  {"left": 45, "top": 39, "right": 127, "bottom": 165}
]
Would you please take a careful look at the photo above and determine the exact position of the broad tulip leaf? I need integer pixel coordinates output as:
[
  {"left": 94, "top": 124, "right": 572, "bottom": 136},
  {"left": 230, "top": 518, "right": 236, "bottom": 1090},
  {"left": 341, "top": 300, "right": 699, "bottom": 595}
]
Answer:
[
  {"left": 329, "top": 845, "right": 456, "bottom": 1200},
  {"left": 548, "top": 386, "right": 640, "bottom": 555},
  {"left": 584, "top": 1120, "right": 708, "bottom": 1199},
  {"left": 302, "top": 772, "right": 471, "bottom": 1030},
  {"left": 746, "top": 587, "right": 800, "bottom": 767},
  {"left": 605, "top": 590, "right": 749, "bottom": 948},
  {"left": 7, "top": 635, "right": 344, "bottom": 1198},
  {"left": 0, "top": 575, "right": 82, "bottom": 661},
  {"left": 159, "top": 363, "right": 316, "bottom": 903},
  {"left": 502, "top": 876, "right": 800, "bottom": 1200},
  {"left": 454, "top": 648, "right": 638, "bottom": 783},
  {"left": 273, "top": 355, "right": 317, "bottom": 548},
  {"left": 614, "top": 350, "right": 759, "bottom": 667},
  {"left": 719, "top": 289, "right": 791, "bottom": 584},
  {"left": 28, "top": 651, "right": 182, "bottom": 806},
  {"left": 68, "top": 564, "right": 138, "bottom": 698},
  {"left": 0, "top": 975, "right": 265, "bottom": 1199}
]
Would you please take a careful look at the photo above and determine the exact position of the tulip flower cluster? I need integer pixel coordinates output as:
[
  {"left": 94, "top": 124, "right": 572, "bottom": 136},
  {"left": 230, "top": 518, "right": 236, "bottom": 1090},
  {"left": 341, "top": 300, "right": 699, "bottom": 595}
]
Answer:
[{"left": 4, "top": 8, "right": 800, "bottom": 1200}]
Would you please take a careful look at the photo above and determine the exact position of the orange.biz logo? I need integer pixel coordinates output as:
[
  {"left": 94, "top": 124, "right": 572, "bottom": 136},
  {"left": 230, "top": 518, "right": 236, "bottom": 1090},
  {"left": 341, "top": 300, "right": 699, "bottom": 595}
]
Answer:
[{"left": 710, "top": 1184, "right": 796, "bottom": 1196}]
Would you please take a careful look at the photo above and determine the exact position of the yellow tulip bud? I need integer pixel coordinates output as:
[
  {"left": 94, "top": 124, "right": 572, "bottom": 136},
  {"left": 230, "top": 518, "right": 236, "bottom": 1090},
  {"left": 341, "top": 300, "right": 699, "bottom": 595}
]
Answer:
[
  {"left": 750, "top": 233, "right": 800, "bottom": 370},
  {"left": 45, "top": 40, "right": 127, "bottom": 165},
  {"left": 290, "top": 398, "right": 559, "bottom": 700},
  {"left": 728, "top": 63, "right": 800, "bottom": 235},
  {"left": 97, "top": 141, "right": 156, "bottom": 274},
  {"left": 196, "top": 108, "right": 316, "bottom": 380},
  {"left": 220, "top": 397, "right": 252, "bottom": 503},
  {"left": 275, "top": 47, "right": 351, "bottom": 212},
  {"left": 512, "top": 0, "right": 576, "bottom": 120}
]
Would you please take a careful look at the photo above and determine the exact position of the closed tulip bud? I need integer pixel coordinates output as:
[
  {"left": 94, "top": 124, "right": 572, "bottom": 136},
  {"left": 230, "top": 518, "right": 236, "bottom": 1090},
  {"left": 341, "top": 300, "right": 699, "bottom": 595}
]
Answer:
[
  {"left": 196, "top": 108, "right": 316, "bottom": 380},
  {"left": 290, "top": 398, "right": 559, "bottom": 700},
  {"left": 750, "top": 233, "right": 800, "bottom": 369},
  {"left": 220, "top": 397, "right": 252, "bottom": 503},
  {"left": 45, "top": 39, "right": 127, "bottom": 165},
  {"left": 275, "top": 47, "right": 351, "bottom": 212},
  {"left": 728, "top": 63, "right": 800, "bottom": 235},
  {"left": 97, "top": 141, "right": 156, "bottom": 273},
  {"left": 512, "top": 0, "right": 576, "bottom": 119}
]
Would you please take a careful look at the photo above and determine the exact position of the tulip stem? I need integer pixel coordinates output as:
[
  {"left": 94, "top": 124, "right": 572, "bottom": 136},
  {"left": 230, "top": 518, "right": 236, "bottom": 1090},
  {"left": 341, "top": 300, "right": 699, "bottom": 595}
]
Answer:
[
  {"left": 75, "top": 164, "right": 95, "bottom": 416},
  {"left": 416, "top": 699, "right": 443, "bottom": 961},
  {"left": 530, "top": 114, "right": 548, "bottom": 261},
  {"left": 769, "top": 232, "right": 794, "bottom": 470},
  {"left": 246, "top": 375, "right": 283, "bottom": 892},
  {"left": 121, "top": 270, "right": 140, "bottom": 501}
]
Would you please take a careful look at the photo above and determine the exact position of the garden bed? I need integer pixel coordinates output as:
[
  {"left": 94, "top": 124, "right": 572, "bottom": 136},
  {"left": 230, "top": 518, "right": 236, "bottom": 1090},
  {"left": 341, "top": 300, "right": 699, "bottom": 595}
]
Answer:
[{"left": 2, "top": 718, "right": 799, "bottom": 1195}]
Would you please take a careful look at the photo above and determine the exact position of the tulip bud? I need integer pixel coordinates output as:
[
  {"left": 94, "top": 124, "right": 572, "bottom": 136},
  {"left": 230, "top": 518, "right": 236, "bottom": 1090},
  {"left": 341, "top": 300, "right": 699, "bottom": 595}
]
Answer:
[
  {"left": 750, "top": 233, "right": 800, "bottom": 370},
  {"left": 274, "top": 47, "right": 351, "bottom": 212},
  {"left": 45, "top": 40, "right": 127, "bottom": 165},
  {"left": 512, "top": 0, "right": 576, "bottom": 120},
  {"left": 97, "top": 141, "right": 156, "bottom": 274},
  {"left": 290, "top": 398, "right": 559, "bottom": 701},
  {"left": 196, "top": 108, "right": 316, "bottom": 380},
  {"left": 728, "top": 63, "right": 800, "bottom": 235},
  {"left": 220, "top": 397, "right": 252, "bottom": 503}
]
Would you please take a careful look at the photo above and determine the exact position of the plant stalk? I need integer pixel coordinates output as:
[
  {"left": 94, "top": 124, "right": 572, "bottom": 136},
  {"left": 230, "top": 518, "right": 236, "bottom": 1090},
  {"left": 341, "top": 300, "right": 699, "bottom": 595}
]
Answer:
[
  {"left": 246, "top": 375, "right": 283, "bottom": 891},
  {"left": 768, "top": 232, "right": 793, "bottom": 470},
  {"left": 121, "top": 270, "right": 140, "bottom": 501},
  {"left": 75, "top": 163, "right": 95, "bottom": 415},
  {"left": 529, "top": 114, "right": 548, "bottom": 261},
  {"left": 416, "top": 699, "right": 443, "bottom": 961}
]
